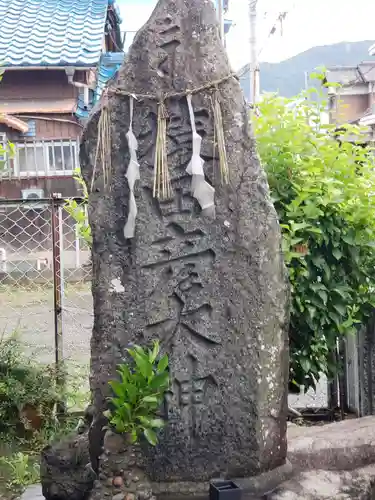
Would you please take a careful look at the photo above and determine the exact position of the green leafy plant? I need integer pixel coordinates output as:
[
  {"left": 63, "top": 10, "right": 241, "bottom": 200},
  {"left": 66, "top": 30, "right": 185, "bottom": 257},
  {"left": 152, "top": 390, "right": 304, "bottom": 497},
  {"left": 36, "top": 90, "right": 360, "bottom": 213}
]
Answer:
[
  {"left": 64, "top": 168, "right": 92, "bottom": 247},
  {"left": 104, "top": 340, "right": 169, "bottom": 446},
  {"left": 253, "top": 81, "right": 375, "bottom": 391},
  {"left": 0, "top": 452, "right": 40, "bottom": 492},
  {"left": 0, "top": 332, "right": 60, "bottom": 431}
]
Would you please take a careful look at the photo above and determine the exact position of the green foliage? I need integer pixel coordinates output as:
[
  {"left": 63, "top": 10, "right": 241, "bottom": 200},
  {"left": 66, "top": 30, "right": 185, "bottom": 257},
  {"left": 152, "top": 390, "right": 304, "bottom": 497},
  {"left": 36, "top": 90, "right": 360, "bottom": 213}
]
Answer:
[
  {"left": 0, "top": 452, "right": 40, "bottom": 493},
  {"left": 0, "top": 331, "right": 86, "bottom": 497},
  {"left": 105, "top": 340, "right": 169, "bottom": 446},
  {"left": 64, "top": 168, "right": 92, "bottom": 247},
  {"left": 253, "top": 87, "right": 375, "bottom": 391},
  {"left": 0, "top": 332, "right": 60, "bottom": 430}
]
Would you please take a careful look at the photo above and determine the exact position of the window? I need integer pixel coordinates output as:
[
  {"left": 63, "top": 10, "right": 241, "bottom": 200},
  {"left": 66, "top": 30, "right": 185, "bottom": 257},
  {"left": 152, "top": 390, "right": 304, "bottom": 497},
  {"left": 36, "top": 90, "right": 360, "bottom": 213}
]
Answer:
[
  {"left": 18, "top": 145, "right": 45, "bottom": 174},
  {"left": 15, "top": 140, "right": 78, "bottom": 176},
  {"left": 48, "top": 144, "right": 76, "bottom": 171}
]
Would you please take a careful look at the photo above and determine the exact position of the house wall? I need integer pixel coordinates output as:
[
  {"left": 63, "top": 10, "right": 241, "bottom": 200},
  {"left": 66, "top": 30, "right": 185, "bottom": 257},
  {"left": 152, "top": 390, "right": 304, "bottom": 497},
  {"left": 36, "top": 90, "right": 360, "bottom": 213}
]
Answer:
[
  {"left": 330, "top": 94, "right": 369, "bottom": 123},
  {"left": 34, "top": 114, "right": 80, "bottom": 140},
  {"left": 0, "top": 70, "right": 77, "bottom": 102},
  {"left": 0, "top": 69, "right": 81, "bottom": 141},
  {"left": 0, "top": 70, "right": 82, "bottom": 198},
  {"left": 0, "top": 115, "right": 80, "bottom": 142},
  {"left": 0, "top": 177, "right": 81, "bottom": 199}
]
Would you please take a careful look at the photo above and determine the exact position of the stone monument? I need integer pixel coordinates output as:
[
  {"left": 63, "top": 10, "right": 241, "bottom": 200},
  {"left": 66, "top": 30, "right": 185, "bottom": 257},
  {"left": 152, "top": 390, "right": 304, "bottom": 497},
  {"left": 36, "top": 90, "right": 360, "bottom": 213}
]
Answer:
[{"left": 81, "top": 0, "right": 289, "bottom": 494}]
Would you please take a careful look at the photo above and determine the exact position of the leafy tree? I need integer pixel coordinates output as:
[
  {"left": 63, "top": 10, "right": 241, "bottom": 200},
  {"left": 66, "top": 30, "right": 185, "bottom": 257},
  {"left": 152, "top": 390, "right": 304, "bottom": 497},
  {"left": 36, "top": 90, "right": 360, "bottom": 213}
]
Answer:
[{"left": 253, "top": 86, "right": 375, "bottom": 391}]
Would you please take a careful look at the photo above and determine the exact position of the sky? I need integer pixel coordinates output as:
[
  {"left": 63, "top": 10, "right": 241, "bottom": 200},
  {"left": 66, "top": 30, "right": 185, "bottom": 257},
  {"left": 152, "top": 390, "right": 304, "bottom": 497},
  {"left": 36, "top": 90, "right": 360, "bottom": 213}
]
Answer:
[{"left": 118, "top": 0, "right": 375, "bottom": 70}]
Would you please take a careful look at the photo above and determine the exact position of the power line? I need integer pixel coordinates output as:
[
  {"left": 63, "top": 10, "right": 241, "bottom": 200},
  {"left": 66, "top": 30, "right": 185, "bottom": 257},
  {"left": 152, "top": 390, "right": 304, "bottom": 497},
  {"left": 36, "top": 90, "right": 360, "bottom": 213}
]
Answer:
[{"left": 258, "top": 1, "right": 296, "bottom": 58}]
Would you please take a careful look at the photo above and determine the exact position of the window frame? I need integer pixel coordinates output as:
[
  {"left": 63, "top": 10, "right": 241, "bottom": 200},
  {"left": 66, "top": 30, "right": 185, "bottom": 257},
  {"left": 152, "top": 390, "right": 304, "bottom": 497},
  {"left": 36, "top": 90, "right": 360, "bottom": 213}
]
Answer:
[{"left": 14, "top": 140, "right": 78, "bottom": 177}]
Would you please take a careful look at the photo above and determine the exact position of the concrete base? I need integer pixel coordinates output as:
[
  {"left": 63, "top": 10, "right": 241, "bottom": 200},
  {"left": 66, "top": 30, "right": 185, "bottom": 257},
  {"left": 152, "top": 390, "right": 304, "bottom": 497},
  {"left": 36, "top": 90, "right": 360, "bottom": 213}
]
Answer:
[
  {"left": 269, "top": 465, "right": 375, "bottom": 500},
  {"left": 153, "top": 462, "right": 294, "bottom": 499},
  {"left": 21, "top": 417, "right": 375, "bottom": 500}
]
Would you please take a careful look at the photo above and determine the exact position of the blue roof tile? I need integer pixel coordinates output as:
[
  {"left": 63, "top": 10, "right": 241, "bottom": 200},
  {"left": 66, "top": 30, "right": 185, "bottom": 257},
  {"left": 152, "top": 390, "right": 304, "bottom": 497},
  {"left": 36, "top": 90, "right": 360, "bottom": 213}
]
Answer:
[
  {"left": 75, "top": 51, "right": 123, "bottom": 119},
  {"left": 95, "top": 51, "right": 123, "bottom": 99},
  {"left": 0, "top": 0, "right": 109, "bottom": 67}
]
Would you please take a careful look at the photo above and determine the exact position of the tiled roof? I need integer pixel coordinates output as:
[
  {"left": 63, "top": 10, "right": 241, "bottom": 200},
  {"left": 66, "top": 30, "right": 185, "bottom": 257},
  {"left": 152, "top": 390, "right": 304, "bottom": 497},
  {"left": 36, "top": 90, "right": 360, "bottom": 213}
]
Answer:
[
  {"left": 0, "top": 0, "right": 109, "bottom": 67},
  {"left": 95, "top": 51, "right": 123, "bottom": 99}
]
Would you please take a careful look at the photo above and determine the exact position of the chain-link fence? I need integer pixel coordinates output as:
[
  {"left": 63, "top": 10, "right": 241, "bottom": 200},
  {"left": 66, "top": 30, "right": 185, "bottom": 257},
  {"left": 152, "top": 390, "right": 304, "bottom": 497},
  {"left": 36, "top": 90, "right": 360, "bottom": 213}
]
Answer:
[
  {"left": 0, "top": 197, "right": 346, "bottom": 416},
  {"left": 0, "top": 197, "right": 92, "bottom": 375}
]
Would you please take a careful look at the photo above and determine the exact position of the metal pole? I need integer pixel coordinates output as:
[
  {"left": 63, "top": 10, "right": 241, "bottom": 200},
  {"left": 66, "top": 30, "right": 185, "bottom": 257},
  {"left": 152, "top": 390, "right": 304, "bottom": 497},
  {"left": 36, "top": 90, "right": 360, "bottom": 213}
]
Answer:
[
  {"left": 338, "top": 338, "right": 348, "bottom": 419},
  {"left": 75, "top": 223, "right": 80, "bottom": 268},
  {"left": 58, "top": 204, "right": 65, "bottom": 305},
  {"left": 249, "top": 0, "right": 259, "bottom": 105},
  {"left": 51, "top": 194, "right": 65, "bottom": 414}
]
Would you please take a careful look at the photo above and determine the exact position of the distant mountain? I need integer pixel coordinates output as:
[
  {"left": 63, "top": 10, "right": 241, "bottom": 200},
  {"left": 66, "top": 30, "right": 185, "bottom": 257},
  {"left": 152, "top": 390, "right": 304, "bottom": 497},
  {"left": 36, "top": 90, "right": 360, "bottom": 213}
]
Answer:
[{"left": 239, "top": 40, "right": 375, "bottom": 99}]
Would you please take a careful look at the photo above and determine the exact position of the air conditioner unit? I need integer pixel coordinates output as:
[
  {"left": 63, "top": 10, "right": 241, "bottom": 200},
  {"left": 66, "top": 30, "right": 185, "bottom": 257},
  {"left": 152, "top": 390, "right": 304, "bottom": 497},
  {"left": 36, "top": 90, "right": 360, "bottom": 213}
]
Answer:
[{"left": 22, "top": 188, "right": 46, "bottom": 209}]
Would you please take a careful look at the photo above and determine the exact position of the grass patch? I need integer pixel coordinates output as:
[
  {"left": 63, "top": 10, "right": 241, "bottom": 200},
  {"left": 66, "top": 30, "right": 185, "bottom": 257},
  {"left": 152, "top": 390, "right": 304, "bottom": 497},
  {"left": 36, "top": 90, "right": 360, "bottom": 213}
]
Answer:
[{"left": 0, "top": 332, "right": 89, "bottom": 498}]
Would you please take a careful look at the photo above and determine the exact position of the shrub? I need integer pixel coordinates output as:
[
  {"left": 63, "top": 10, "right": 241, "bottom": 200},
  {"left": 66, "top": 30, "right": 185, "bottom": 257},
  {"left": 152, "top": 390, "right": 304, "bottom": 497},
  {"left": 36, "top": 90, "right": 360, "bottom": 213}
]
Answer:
[
  {"left": 253, "top": 85, "right": 375, "bottom": 391},
  {"left": 0, "top": 452, "right": 40, "bottom": 493},
  {"left": 104, "top": 340, "right": 169, "bottom": 446},
  {"left": 0, "top": 332, "right": 60, "bottom": 431}
]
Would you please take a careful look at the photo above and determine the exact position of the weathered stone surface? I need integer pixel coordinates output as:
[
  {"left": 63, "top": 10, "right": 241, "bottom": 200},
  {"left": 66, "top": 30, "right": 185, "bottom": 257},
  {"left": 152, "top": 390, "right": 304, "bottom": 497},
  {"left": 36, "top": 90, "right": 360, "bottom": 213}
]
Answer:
[
  {"left": 287, "top": 417, "right": 375, "bottom": 471},
  {"left": 40, "top": 431, "right": 96, "bottom": 500},
  {"left": 89, "top": 438, "right": 154, "bottom": 500},
  {"left": 81, "top": 0, "right": 288, "bottom": 483},
  {"left": 19, "top": 485, "right": 44, "bottom": 500},
  {"left": 269, "top": 466, "right": 375, "bottom": 500}
]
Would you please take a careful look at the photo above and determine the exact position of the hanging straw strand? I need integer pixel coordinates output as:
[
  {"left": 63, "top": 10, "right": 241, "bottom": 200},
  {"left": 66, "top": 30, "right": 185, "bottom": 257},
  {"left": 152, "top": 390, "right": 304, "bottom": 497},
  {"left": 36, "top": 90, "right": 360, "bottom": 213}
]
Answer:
[
  {"left": 91, "top": 91, "right": 112, "bottom": 192},
  {"left": 153, "top": 99, "right": 172, "bottom": 200},
  {"left": 212, "top": 90, "right": 229, "bottom": 185}
]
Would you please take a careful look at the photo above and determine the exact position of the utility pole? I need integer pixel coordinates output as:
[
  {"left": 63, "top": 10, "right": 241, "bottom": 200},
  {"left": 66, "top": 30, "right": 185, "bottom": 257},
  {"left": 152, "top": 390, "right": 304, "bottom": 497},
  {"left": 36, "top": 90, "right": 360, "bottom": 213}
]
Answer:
[{"left": 249, "top": 0, "right": 259, "bottom": 105}]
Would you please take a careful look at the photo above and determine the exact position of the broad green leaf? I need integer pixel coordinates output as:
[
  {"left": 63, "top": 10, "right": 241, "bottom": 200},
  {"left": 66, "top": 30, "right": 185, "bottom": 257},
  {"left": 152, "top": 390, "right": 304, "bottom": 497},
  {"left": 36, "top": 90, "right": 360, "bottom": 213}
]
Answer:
[
  {"left": 332, "top": 248, "right": 342, "bottom": 260},
  {"left": 132, "top": 352, "right": 153, "bottom": 379},
  {"left": 141, "top": 395, "right": 159, "bottom": 404},
  {"left": 300, "top": 358, "right": 311, "bottom": 373},
  {"left": 117, "top": 364, "right": 131, "bottom": 382},
  {"left": 144, "top": 428, "right": 158, "bottom": 446},
  {"left": 149, "top": 418, "right": 165, "bottom": 429},
  {"left": 317, "top": 290, "right": 328, "bottom": 305},
  {"left": 150, "top": 371, "right": 170, "bottom": 391},
  {"left": 130, "top": 429, "right": 138, "bottom": 443},
  {"left": 157, "top": 354, "right": 169, "bottom": 373},
  {"left": 332, "top": 303, "right": 347, "bottom": 317},
  {"left": 126, "top": 383, "right": 137, "bottom": 404},
  {"left": 109, "top": 380, "right": 126, "bottom": 399},
  {"left": 150, "top": 340, "right": 160, "bottom": 363}
]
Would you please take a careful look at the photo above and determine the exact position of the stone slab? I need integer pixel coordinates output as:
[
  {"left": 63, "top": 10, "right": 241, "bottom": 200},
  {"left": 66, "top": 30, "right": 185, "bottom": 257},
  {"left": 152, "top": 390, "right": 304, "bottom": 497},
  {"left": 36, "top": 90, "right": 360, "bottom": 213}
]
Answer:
[
  {"left": 82, "top": 0, "right": 288, "bottom": 484},
  {"left": 287, "top": 416, "right": 375, "bottom": 471},
  {"left": 268, "top": 465, "right": 375, "bottom": 500},
  {"left": 153, "top": 461, "right": 293, "bottom": 498},
  {"left": 19, "top": 485, "right": 43, "bottom": 500}
]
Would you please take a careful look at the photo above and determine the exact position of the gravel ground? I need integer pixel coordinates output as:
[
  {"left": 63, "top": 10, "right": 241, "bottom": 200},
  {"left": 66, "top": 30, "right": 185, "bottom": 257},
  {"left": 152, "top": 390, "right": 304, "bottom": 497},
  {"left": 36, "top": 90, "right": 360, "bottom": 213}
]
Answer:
[
  {"left": 0, "top": 283, "right": 328, "bottom": 409},
  {"left": 0, "top": 283, "right": 92, "bottom": 365}
]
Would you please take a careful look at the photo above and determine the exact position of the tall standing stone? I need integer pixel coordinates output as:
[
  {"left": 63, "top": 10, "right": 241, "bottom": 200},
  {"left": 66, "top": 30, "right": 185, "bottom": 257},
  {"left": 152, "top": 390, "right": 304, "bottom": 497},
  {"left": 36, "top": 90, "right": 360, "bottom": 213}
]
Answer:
[{"left": 81, "top": 0, "right": 289, "bottom": 488}]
